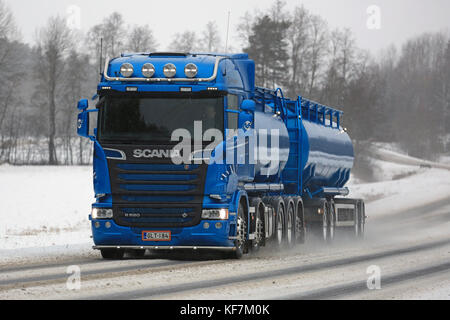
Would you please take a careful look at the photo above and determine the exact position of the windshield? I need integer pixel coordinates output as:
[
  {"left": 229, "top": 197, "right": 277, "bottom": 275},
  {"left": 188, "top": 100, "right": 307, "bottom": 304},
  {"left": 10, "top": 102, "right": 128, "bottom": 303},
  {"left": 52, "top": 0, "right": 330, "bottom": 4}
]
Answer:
[{"left": 98, "top": 94, "right": 224, "bottom": 144}]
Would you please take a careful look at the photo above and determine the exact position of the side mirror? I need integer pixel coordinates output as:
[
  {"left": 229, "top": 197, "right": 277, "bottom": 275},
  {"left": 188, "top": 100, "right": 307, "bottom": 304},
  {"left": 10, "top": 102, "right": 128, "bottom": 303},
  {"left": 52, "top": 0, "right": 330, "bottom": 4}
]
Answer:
[
  {"left": 77, "top": 99, "right": 89, "bottom": 111},
  {"left": 241, "top": 99, "right": 255, "bottom": 113},
  {"left": 77, "top": 110, "right": 90, "bottom": 138}
]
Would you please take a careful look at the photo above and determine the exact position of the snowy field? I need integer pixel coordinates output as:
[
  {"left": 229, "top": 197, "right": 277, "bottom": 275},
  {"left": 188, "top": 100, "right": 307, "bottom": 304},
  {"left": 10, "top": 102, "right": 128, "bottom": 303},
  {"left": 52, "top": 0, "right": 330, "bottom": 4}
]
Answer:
[
  {"left": 0, "top": 166, "right": 95, "bottom": 262},
  {"left": 0, "top": 151, "right": 450, "bottom": 263}
]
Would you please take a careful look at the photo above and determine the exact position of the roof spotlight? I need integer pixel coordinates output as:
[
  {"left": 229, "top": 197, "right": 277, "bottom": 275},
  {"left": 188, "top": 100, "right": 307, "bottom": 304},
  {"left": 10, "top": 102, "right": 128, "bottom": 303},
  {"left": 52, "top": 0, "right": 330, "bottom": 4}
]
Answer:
[
  {"left": 142, "top": 63, "right": 155, "bottom": 78},
  {"left": 120, "top": 63, "right": 134, "bottom": 78},
  {"left": 184, "top": 63, "right": 198, "bottom": 78},
  {"left": 163, "top": 63, "right": 177, "bottom": 78}
]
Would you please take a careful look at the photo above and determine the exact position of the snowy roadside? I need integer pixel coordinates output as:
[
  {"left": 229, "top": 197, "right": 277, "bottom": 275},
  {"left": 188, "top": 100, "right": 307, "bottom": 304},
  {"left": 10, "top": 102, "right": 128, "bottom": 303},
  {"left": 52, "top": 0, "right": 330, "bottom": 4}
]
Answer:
[
  {"left": 0, "top": 166, "right": 94, "bottom": 263},
  {"left": 348, "top": 159, "right": 450, "bottom": 219}
]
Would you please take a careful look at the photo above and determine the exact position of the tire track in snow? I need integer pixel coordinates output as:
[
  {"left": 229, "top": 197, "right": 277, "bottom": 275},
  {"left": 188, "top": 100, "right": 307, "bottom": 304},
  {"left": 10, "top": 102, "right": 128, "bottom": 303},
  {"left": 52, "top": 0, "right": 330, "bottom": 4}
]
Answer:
[
  {"left": 0, "top": 259, "right": 223, "bottom": 291},
  {"left": 281, "top": 261, "right": 450, "bottom": 300},
  {"left": 86, "top": 238, "right": 450, "bottom": 300}
]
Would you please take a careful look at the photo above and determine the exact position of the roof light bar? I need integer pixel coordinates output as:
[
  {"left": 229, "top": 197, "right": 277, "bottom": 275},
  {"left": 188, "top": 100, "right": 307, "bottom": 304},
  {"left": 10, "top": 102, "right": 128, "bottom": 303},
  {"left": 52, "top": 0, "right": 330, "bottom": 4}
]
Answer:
[{"left": 103, "top": 56, "right": 226, "bottom": 83}]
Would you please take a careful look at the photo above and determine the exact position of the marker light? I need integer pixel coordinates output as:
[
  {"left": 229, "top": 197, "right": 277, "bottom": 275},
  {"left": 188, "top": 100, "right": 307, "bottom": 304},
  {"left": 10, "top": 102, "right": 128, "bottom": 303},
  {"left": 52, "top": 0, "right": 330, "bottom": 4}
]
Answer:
[
  {"left": 163, "top": 63, "right": 177, "bottom": 78},
  {"left": 120, "top": 63, "right": 134, "bottom": 78},
  {"left": 142, "top": 63, "right": 155, "bottom": 78},
  {"left": 184, "top": 63, "right": 198, "bottom": 78}
]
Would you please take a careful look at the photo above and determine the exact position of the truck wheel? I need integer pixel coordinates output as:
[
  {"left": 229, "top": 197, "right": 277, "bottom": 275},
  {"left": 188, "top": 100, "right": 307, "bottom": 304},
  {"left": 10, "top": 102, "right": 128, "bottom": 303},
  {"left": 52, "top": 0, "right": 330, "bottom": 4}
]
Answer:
[
  {"left": 232, "top": 203, "right": 247, "bottom": 259},
  {"left": 322, "top": 202, "right": 335, "bottom": 243},
  {"left": 356, "top": 201, "right": 365, "bottom": 238},
  {"left": 274, "top": 200, "right": 286, "bottom": 247},
  {"left": 296, "top": 201, "right": 306, "bottom": 244},
  {"left": 330, "top": 202, "right": 336, "bottom": 240},
  {"left": 354, "top": 209, "right": 360, "bottom": 237},
  {"left": 101, "top": 249, "right": 125, "bottom": 260},
  {"left": 252, "top": 203, "right": 265, "bottom": 251},
  {"left": 286, "top": 202, "right": 296, "bottom": 248},
  {"left": 322, "top": 207, "right": 328, "bottom": 241}
]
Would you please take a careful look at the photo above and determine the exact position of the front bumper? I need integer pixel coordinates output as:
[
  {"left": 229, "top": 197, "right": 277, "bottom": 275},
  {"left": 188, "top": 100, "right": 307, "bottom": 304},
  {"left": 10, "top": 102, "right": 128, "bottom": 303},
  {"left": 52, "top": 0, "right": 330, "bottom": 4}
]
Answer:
[
  {"left": 91, "top": 218, "right": 236, "bottom": 248},
  {"left": 93, "top": 245, "right": 236, "bottom": 251}
]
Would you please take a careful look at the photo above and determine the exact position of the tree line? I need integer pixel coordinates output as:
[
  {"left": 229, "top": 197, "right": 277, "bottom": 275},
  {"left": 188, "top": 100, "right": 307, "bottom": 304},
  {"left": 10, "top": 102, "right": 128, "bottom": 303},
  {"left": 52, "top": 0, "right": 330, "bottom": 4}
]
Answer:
[{"left": 0, "top": 0, "right": 449, "bottom": 180}]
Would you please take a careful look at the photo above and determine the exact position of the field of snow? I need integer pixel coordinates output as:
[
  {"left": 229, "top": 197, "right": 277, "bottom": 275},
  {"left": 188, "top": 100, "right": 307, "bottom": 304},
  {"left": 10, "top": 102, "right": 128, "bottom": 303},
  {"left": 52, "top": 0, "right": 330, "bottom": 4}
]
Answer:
[
  {"left": 0, "top": 166, "right": 94, "bottom": 261},
  {"left": 0, "top": 147, "right": 449, "bottom": 263}
]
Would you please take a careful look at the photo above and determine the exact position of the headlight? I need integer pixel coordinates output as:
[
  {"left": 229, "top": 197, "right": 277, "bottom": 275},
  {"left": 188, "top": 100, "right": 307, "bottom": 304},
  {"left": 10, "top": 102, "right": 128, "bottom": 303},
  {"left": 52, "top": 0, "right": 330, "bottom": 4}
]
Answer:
[
  {"left": 120, "top": 63, "right": 134, "bottom": 77},
  {"left": 92, "top": 208, "right": 113, "bottom": 220},
  {"left": 202, "top": 209, "right": 229, "bottom": 220},
  {"left": 163, "top": 63, "right": 177, "bottom": 78},
  {"left": 142, "top": 63, "right": 155, "bottom": 78},
  {"left": 184, "top": 63, "right": 198, "bottom": 78}
]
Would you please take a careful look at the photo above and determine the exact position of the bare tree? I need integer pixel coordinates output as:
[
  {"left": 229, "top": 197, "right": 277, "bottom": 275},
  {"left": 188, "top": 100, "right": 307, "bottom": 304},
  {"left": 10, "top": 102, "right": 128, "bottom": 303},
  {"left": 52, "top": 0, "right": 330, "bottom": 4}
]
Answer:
[
  {"left": 286, "top": 5, "right": 311, "bottom": 97},
  {"left": 87, "top": 12, "right": 126, "bottom": 68},
  {"left": 0, "top": 0, "right": 17, "bottom": 41},
  {"left": 0, "top": 1, "right": 27, "bottom": 163},
  {"left": 201, "top": 21, "right": 222, "bottom": 52},
  {"left": 236, "top": 11, "right": 255, "bottom": 49},
  {"left": 34, "top": 16, "right": 73, "bottom": 165},
  {"left": 127, "top": 25, "right": 158, "bottom": 52},
  {"left": 307, "top": 14, "right": 328, "bottom": 97},
  {"left": 321, "top": 28, "right": 358, "bottom": 106},
  {"left": 169, "top": 31, "right": 198, "bottom": 52}
]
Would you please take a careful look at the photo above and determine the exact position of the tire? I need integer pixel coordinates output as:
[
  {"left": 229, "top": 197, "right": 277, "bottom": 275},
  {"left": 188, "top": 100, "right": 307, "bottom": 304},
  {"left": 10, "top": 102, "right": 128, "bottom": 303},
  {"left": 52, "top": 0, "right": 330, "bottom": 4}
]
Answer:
[
  {"left": 231, "top": 202, "right": 248, "bottom": 259},
  {"left": 354, "top": 208, "right": 360, "bottom": 237},
  {"left": 252, "top": 202, "right": 265, "bottom": 252},
  {"left": 273, "top": 199, "right": 285, "bottom": 247},
  {"left": 295, "top": 200, "right": 306, "bottom": 245},
  {"left": 329, "top": 201, "right": 336, "bottom": 240},
  {"left": 101, "top": 249, "right": 125, "bottom": 260},
  {"left": 286, "top": 201, "right": 296, "bottom": 248},
  {"left": 322, "top": 202, "right": 335, "bottom": 243},
  {"left": 356, "top": 201, "right": 365, "bottom": 238}
]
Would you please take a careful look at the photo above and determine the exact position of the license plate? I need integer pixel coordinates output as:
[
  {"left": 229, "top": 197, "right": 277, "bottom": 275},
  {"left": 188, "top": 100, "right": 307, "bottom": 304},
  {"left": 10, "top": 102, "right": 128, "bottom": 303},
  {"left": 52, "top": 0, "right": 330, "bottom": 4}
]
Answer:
[{"left": 142, "top": 231, "right": 171, "bottom": 242}]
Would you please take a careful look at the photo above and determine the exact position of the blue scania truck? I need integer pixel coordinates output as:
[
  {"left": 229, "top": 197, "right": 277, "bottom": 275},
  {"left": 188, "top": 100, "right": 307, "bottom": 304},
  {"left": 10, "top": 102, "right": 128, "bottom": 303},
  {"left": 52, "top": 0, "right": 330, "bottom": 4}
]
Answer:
[{"left": 77, "top": 52, "right": 365, "bottom": 259}]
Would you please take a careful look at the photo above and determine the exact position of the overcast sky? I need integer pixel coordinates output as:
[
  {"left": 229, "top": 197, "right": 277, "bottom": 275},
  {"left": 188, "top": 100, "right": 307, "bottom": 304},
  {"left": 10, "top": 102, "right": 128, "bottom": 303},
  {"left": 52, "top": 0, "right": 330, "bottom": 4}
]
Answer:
[{"left": 5, "top": 0, "right": 450, "bottom": 54}]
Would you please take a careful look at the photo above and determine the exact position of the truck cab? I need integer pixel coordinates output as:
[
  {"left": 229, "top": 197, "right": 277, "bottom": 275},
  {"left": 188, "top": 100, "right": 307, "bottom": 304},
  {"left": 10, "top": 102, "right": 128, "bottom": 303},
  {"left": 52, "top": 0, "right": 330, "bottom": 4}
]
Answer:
[{"left": 78, "top": 53, "right": 260, "bottom": 259}]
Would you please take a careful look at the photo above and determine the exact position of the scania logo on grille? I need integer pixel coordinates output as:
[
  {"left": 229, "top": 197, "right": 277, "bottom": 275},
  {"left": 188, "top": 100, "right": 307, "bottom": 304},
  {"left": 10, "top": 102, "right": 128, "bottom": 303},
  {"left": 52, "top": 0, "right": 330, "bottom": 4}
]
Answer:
[{"left": 133, "top": 149, "right": 181, "bottom": 159}]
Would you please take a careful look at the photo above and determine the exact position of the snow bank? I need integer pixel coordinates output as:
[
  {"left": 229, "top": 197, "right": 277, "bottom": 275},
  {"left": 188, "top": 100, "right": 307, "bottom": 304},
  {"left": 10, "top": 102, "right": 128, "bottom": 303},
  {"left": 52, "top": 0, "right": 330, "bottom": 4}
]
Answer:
[
  {"left": 371, "top": 145, "right": 450, "bottom": 171},
  {"left": 0, "top": 166, "right": 94, "bottom": 259},
  {"left": 349, "top": 165, "right": 450, "bottom": 218}
]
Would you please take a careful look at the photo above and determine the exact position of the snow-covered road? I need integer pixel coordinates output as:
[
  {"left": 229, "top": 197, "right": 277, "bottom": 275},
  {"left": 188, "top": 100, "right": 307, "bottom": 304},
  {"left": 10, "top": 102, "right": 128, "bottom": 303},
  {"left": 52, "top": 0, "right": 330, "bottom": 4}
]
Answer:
[{"left": 0, "top": 159, "right": 449, "bottom": 300}]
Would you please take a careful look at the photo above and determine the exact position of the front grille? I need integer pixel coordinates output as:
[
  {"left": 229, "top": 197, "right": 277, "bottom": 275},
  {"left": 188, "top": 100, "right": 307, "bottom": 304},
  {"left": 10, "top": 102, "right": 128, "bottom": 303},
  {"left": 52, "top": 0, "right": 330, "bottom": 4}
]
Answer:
[{"left": 105, "top": 146, "right": 207, "bottom": 228}]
